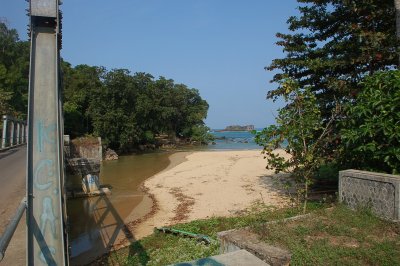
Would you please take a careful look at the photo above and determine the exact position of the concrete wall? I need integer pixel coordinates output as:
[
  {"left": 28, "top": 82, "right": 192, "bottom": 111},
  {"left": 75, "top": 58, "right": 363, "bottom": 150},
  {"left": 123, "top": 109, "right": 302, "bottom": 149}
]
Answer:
[
  {"left": 64, "top": 135, "right": 102, "bottom": 176},
  {"left": 70, "top": 137, "right": 102, "bottom": 161},
  {"left": 339, "top": 170, "right": 400, "bottom": 221}
]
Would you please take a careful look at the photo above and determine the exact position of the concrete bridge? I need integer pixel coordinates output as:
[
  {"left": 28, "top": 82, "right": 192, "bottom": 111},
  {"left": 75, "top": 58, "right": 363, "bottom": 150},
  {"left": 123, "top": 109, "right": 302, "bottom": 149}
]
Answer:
[{"left": 1, "top": 115, "right": 27, "bottom": 150}]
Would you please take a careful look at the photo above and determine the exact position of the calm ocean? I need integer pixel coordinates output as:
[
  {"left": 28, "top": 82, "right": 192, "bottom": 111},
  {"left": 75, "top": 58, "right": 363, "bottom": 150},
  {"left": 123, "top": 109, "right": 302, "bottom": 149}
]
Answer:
[{"left": 208, "top": 130, "right": 262, "bottom": 150}]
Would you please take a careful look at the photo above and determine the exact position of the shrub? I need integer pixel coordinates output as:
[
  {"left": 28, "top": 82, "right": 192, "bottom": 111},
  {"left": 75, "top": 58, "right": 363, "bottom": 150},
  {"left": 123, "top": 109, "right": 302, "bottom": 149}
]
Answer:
[{"left": 341, "top": 70, "right": 400, "bottom": 174}]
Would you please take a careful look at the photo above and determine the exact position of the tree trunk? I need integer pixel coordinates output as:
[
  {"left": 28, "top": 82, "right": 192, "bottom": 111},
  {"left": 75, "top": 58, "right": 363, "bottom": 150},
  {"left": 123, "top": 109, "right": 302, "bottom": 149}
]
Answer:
[{"left": 395, "top": 0, "right": 400, "bottom": 65}]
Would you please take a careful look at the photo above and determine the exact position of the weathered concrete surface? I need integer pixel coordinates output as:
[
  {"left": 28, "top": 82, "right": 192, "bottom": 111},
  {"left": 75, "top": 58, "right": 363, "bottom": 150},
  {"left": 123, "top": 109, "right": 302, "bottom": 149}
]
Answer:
[
  {"left": 66, "top": 157, "right": 101, "bottom": 176},
  {"left": 171, "top": 249, "right": 270, "bottom": 266},
  {"left": 70, "top": 137, "right": 103, "bottom": 161},
  {"left": 0, "top": 146, "right": 26, "bottom": 265},
  {"left": 67, "top": 187, "right": 111, "bottom": 198},
  {"left": 339, "top": 169, "right": 400, "bottom": 221},
  {"left": 218, "top": 228, "right": 291, "bottom": 266}
]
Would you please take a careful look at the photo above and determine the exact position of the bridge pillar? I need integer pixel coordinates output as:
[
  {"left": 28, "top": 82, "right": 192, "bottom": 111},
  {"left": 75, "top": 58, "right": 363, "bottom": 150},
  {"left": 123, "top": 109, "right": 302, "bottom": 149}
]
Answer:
[
  {"left": 22, "top": 123, "right": 26, "bottom": 144},
  {"left": 16, "top": 121, "right": 20, "bottom": 145},
  {"left": 10, "top": 120, "right": 14, "bottom": 146},
  {"left": 1, "top": 115, "right": 7, "bottom": 149}
]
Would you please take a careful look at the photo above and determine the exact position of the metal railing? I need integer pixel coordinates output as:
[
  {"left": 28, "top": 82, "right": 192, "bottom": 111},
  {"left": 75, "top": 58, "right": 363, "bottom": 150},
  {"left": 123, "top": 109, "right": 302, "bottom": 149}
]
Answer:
[
  {"left": 1, "top": 115, "right": 27, "bottom": 150},
  {"left": 0, "top": 197, "right": 27, "bottom": 262}
]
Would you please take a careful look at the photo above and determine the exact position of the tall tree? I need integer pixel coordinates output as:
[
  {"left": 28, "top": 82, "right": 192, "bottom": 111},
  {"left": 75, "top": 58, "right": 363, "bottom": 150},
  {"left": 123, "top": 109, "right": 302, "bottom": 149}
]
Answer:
[
  {"left": 268, "top": 0, "right": 396, "bottom": 104},
  {"left": 62, "top": 62, "right": 105, "bottom": 137},
  {"left": 0, "top": 22, "right": 30, "bottom": 118},
  {"left": 89, "top": 69, "right": 139, "bottom": 150},
  {"left": 266, "top": 0, "right": 397, "bottom": 155}
]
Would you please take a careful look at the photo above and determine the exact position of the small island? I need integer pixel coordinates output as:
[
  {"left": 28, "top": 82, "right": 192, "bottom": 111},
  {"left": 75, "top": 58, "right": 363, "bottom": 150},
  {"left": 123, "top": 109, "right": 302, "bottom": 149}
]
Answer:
[{"left": 221, "top": 125, "right": 255, "bottom": 131}]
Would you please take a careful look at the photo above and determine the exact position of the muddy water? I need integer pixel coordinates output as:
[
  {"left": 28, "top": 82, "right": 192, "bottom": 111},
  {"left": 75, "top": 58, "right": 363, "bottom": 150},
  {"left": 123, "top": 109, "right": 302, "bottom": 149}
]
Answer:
[{"left": 67, "top": 152, "right": 171, "bottom": 265}]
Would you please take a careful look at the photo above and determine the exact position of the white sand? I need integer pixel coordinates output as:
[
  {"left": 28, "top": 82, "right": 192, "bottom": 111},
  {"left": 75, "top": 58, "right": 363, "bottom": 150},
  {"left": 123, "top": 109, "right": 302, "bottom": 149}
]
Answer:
[{"left": 132, "top": 149, "right": 288, "bottom": 239}]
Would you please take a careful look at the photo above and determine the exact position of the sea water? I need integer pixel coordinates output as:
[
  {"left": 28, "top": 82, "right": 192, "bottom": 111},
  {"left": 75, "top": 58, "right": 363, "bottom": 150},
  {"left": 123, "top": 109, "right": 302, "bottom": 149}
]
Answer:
[{"left": 209, "top": 130, "right": 262, "bottom": 150}]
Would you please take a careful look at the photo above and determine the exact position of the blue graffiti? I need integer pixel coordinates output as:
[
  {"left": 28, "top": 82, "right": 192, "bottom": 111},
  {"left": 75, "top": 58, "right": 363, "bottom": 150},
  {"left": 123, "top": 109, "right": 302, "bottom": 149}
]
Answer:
[
  {"left": 40, "top": 197, "right": 57, "bottom": 238},
  {"left": 37, "top": 120, "right": 56, "bottom": 152},
  {"left": 34, "top": 159, "right": 54, "bottom": 190}
]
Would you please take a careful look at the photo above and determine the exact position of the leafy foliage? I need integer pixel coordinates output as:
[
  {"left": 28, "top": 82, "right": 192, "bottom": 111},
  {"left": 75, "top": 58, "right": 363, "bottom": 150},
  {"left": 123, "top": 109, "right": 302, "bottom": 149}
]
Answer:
[
  {"left": 61, "top": 62, "right": 105, "bottom": 137},
  {"left": 85, "top": 70, "right": 210, "bottom": 151},
  {"left": 341, "top": 70, "right": 400, "bottom": 174},
  {"left": 255, "top": 80, "right": 336, "bottom": 211},
  {"left": 258, "top": 0, "right": 400, "bottom": 205},
  {"left": 0, "top": 21, "right": 30, "bottom": 118},
  {"left": 266, "top": 0, "right": 398, "bottom": 158}
]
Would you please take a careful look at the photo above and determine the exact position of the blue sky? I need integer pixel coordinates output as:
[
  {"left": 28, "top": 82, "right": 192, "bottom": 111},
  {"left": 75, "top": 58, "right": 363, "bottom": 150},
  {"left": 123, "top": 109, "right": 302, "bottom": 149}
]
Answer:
[{"left": 1, "top": 0, "right": 299, "bottom": 129}]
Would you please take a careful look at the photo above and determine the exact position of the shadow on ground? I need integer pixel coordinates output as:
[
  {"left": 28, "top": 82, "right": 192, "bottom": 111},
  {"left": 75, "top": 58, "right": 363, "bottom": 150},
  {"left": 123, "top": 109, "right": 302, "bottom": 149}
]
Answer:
[{"left": 68, "top": 194, "right": 147, "bottom": 265}]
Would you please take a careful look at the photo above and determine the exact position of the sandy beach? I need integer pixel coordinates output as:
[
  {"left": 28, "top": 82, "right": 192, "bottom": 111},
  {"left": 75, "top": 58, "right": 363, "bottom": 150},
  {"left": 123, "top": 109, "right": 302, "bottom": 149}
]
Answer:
[{"left": 130, "top": 149, "right": 288, "bottom": 239}]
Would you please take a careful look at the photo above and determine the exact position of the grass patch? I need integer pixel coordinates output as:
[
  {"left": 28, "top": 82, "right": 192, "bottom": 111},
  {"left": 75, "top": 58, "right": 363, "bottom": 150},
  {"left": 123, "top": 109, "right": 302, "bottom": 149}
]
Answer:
[
  {"left": 98, "top": 202, "right": 323, "bottom": 265},
  {"left": 253, "top": 205, "right": 400, "bottom": 266},
  {"left": 97, "top": 203, "right": 399, "bottom": 265}
]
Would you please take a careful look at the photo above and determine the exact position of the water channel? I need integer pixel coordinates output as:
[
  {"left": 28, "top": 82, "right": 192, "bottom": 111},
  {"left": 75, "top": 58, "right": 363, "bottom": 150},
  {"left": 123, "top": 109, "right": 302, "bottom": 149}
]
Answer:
[{"left": 67, "top": 151, "right": 172, "bottom": 264}]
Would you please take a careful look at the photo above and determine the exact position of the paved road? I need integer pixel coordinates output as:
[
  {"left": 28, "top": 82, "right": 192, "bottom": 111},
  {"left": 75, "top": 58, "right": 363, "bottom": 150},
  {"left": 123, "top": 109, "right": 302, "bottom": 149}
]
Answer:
[{"left": 0, "top": 146, "right": 26, "bottom": 265}]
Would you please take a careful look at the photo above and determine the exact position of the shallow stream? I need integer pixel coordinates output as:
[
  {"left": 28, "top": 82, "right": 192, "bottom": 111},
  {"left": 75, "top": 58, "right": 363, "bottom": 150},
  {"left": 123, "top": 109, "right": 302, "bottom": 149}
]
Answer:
[{"left": 67, "top": 151, "right": 171, "bottom": 264}]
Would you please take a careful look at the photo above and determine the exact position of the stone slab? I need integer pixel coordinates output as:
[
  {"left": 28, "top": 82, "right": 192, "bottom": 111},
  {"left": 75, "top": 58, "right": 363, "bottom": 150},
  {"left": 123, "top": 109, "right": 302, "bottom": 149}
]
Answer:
[
  {"left": 218, "top": 229, "right": 291, "bottom": 266},
  {"left": 171, "top": 249, "right": 269, "bottom": 266}
]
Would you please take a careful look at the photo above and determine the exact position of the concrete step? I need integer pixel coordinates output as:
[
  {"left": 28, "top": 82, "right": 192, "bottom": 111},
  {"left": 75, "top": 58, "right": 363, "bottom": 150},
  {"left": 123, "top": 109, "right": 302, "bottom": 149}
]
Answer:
[
  {"left": 170, "top": 249, "right": 270, "bottom": 266},
  {"left": 218, "top": 228, "right": 291, "bottom": 266}
]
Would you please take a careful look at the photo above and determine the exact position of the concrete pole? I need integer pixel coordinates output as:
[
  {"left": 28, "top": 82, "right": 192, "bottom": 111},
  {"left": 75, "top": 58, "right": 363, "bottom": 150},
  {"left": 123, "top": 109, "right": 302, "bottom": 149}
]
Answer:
[
  {"left": 1, "top": 116, "right": 7, "bottom": 149},
  {"left": 16, "top": 121, "right": 21, "bottom": 145},
  {"left": 10, "top": 120, "right": 14, "bottom": 147}
]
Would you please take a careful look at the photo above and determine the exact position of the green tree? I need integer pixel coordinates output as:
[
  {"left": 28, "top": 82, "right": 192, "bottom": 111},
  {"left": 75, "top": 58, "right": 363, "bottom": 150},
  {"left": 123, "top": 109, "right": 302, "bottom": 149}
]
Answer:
[
  {"left": 255, "top": 79, "right": 336, "bottom": 212},
  {"left": 258, "top": 0, "right": 400, "bottom": 186},
  {"left": 341, "top": 70, "right": 400, "bottom": 174},
  {"left": 171, "top": 84, "right": 209, "bottom": 140},
  {"left": 266, "top": 0, "right": 397, "bottom": 157},
  {"left": 134, "top": 77, "right": 210, "bottom": 143},
  {"left": 89, "top": 68, "right": 140, "bottom": 151},
  {"left": 62, "top": 62, "right": 104, "bottom": 136},
  {"left": 0, "top": 22, "right": 30, "bottom": 118}
]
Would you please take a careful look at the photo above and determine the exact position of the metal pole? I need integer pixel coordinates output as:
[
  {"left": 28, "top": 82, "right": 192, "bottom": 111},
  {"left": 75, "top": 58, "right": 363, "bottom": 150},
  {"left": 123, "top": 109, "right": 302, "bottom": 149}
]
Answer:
[
  {"left": 0, "top": 198, "right": 27, "bottom": 262},
  {"left": 1, "top": 115, "right": 7, "bottom": 149},
  {"left": 27, "top": 0, "right": 68, "bottom": 265}
]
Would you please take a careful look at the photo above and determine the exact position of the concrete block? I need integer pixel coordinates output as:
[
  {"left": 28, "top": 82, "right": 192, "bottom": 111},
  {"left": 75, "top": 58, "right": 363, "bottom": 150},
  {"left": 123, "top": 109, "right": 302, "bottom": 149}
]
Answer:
[
  {"left": 339, "top": 169, "right": 400, "bottom": 221},
  {"left": 31, "top": 0, "right": 58, "bottom": 17},
  {"left": 218, "top": 229, "right": 291, "bottom": 266}
]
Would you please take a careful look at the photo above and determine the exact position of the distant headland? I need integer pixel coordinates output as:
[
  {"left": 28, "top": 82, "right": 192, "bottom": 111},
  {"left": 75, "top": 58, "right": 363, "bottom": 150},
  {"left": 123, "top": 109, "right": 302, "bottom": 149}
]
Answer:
[{"left": 218, "top": 125, "right": 255, "bottom": 131}]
